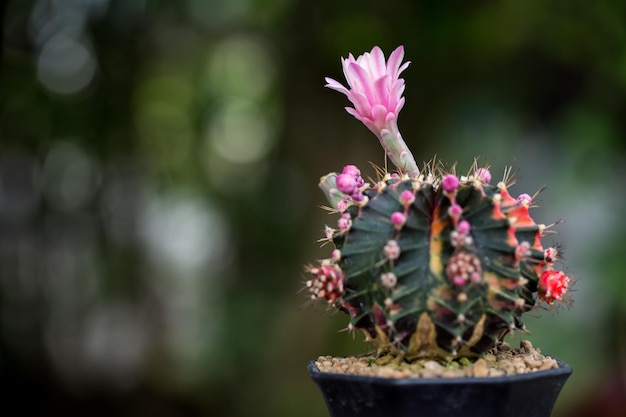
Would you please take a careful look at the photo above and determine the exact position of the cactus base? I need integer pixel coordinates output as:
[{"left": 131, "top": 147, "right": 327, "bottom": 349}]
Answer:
[{"left": 308, "top": 357, "right": 572, "bottom": 417}]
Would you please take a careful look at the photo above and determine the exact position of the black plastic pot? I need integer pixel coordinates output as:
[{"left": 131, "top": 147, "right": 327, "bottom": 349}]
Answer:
[{"left": 308, "top": 358, "right": 572, "bottom": 417}]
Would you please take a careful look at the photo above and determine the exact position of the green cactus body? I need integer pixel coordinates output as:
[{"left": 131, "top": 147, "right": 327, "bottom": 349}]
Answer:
[{"left": 307, "top": 168, "right": 561, "bottom": 360}]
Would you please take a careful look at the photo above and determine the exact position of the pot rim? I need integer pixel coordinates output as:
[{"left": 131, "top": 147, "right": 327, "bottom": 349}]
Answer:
[{"left": 307, "top": 357, "right": 572, "bottom": 385}]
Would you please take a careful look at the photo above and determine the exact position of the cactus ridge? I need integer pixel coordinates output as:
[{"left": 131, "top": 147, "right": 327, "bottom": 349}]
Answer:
[{"left": 306, "top": 166, "right": 570, "bottom": 359}]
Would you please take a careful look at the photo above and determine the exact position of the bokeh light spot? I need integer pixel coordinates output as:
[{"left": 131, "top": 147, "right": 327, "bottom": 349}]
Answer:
[
  {"left": 206, "top": 99, "right": 275, "bottom": 165},
  {"left": 41, "top": 142, "right": 100, "bottom": 212},
  {"left": 204, "top": 36, "right": 275, "bottom": 100},
  {"left": 37, "top": 33, "right": 98, "bottom": 95}
]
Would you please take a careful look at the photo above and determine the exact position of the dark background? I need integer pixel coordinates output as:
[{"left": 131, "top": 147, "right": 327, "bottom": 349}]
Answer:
[{"left": 1, "top": 1, "right": 625, "bottom": 416}]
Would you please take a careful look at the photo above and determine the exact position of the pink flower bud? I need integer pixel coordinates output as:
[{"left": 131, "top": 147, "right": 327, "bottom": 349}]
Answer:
[
  {"left": 448, "top": 203, "right": 462, "bottom": 219},
  {"left": 475, "top": 168, "right": 492, "bottom": 184},
  {"left": 337, "top": 213, "right": 352, "bottom": 231},
  {"left": 517, "top": 193, "right": 532, "bottom": 205},
  {"left": 380, "top": 272, "right": 398, "bottom": 288},
  {"left": 336, "top": 173, "right": 357, "bottom": 195},
  {"left": 399, "top": 190, "right": 415, "bottom": 206},
  {"left": 457, "top": 220, "right": 471, "bottom": 234},
  {"left": 342, "top": 164, "right": 361, "bottom": 178},
  {"left": 453, "top": 276, "right": 466, "bottom": 286},
  {"left": 390, "top": 212, "right": 406, "bottom": 229},
  {"left": 351, "top": 191, "right": 365, "bottom": 202},
  {"left": 442, "top": 174, "right": 459, "bottom": 193},
  {"left": 383, "top": 240, "right": 401, "bottom": 260},
  {"left": 336, "top": 196, "right": 350, "bottom": 211}
]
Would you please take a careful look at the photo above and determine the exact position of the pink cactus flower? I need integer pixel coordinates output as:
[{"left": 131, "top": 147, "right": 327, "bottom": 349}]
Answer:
[
  {"left": 325, "top": 46, "right": 419, "bottom": 177},
  {"left": 325, "top": 46, "right": 409, "bottom": 136}
]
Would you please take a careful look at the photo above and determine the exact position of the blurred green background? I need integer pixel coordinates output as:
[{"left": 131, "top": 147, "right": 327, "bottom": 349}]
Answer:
[{"left": 1, "top": 0, "right": 625, "bottom": 416}]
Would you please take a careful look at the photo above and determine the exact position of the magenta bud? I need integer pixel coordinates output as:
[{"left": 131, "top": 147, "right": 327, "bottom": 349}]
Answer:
[
  {"left": 336, "top": 196, "right": 349, "bottom": 211},
  {"left": 442, "top": 174, "right": 459, "bottom": 193},
  {"left": 342, "top": 164, "right": 361, "bottom": 178},
  {"left": 351, "top": 191, "right": 364, "bottom": 202},
  {"left": 336, "top": 173, "right": 357, "bottom": 195},
  {"left": 448, "top": 203, "right": 462, "bottom": 218},
  {"left": 337, "top": 213, "right": 352, "bottom": 231},
  {"left": 399, "top": 190, "right": 415, "bottom": 206},
  {"left": 517, "top": 193, "right": 532, "bottom": 205},
  {"left": 475, "top": 168, "right": 492, "bottom": 184},
  {"left": 390, "top": 211, "right": 406, "bottom": 229},
  {"left": 457, "top": 220, "right": 471, "bottom": 234}
]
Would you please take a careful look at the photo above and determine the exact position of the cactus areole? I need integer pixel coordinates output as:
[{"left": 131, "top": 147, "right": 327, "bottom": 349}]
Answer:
[{"left": 305, "top": 45, "right": 572, "bottom": 361}]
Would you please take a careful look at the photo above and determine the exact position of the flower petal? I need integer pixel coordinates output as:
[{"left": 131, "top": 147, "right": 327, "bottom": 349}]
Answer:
[
  {"left": 374, "top": 75, "right": 391, "bottom": 110},
  {"left": 388, "top": 81, "right": 405, "bottom": 110},
  {"left": 347, "top": 91, "right": 372, "bottom": 118},
  {"left": 397, "top": 61, "right": 411, "bottom": 76},
  {"left": 346, "top": 62, "right": 376, "bottom": 104},
  {"left": 325, "top": 77, "right": 349, "bottom": 95},
  {"left": 386, "top": 45, "right": 405, "bottom": 79},
  {"left": 367, "top": 46, "right": 387, "bottom": 80},
  {"left": 395, "top": 96, "right": 405, "bottom": 114},
  {"left": 371, "top": 104, "right": 388, "bottom": 131}
]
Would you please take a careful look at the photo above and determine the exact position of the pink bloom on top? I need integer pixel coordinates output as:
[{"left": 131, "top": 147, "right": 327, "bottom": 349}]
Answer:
[{"left": 325, "top": 46, "right": 410, "bottom": 137}]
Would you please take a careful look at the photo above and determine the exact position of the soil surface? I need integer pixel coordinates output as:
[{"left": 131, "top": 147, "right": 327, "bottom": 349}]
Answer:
[{"left": 314, "top": 340, "right": 560, "bottom": 378}]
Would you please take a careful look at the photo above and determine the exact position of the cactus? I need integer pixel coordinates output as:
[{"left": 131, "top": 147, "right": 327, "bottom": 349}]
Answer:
[{"left": 305, "top": 46, "right": 571, "bottom": 360}]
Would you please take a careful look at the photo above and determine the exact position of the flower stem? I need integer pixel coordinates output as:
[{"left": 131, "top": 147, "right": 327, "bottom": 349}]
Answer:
[{"left": 380, "top": 129, "right": 419, "bottom": 178}]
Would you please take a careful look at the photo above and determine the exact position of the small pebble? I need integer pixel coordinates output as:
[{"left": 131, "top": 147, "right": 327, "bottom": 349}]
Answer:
[
  {"left": 520, "top": 339, "right": 533, "bottom": 350},
  {"left": 473, "top": 359, "right": 489, "bottom": 377},
  {"left": 423, "top": 361, "right": 443, "bottom": 371},
  {"left": 489, "top": 369, "right": 506, "bottom": 377},
  {"left": 524, "top": 358, "right": 544, "bottom": 369},
  {"left": 442, "top": 369, "right": 465, "bottom": 378}
]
